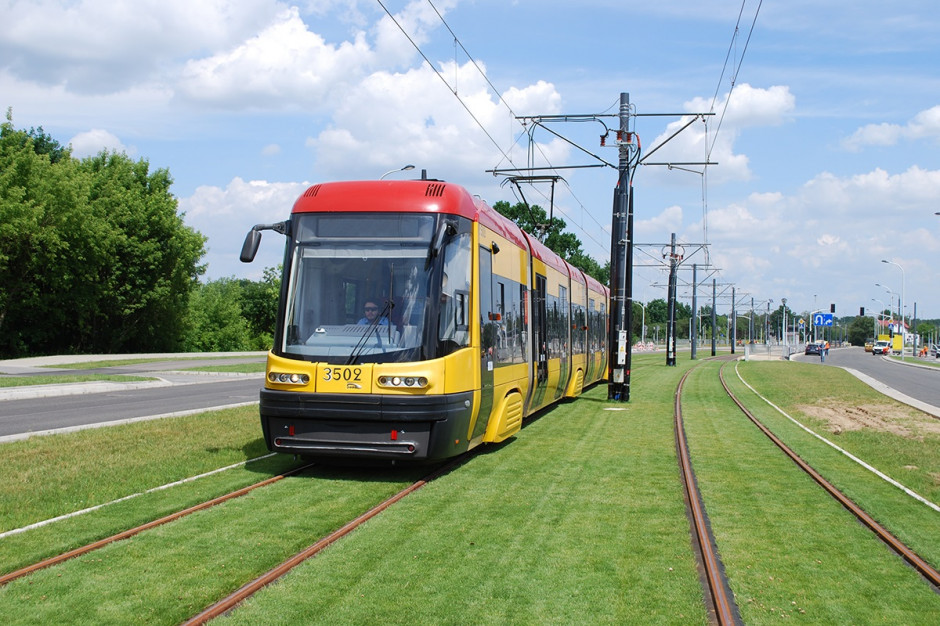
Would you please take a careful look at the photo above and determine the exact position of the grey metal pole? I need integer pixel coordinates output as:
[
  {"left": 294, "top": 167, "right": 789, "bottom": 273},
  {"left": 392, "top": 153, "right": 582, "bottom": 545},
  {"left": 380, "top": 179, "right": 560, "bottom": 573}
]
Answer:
[
  {"left": 666, "top": 233, "right": 678, "bottom": 366},
  {"left": 691, "top": 264, "right": 698, "bottom": 360},
  {"left": 731, "top": 287, "right": 736, "bottom": 355},
  {"left": 711, "top": 278, "right": 717, "bottom": 356}
]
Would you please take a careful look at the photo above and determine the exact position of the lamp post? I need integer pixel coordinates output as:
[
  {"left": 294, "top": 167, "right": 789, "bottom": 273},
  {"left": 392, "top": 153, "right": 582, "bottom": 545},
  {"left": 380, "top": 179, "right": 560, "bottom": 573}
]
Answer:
[
  {"left": 637, "top": 301, "right": 648, "bottom": 344},
  {"left": 872, "top": 298, "right": 886, "bottom": 339},
  {"left": 766, "top": 299, "right": 773, "bottom": 344},
  {"left": 874, "top": 283, "right": 898, "bottom": 321},
  {"left": 380, "top": 164, "right": 415, "bottom": 179},
  {"left": 882, "top": 259, "right": 905, "bottom": 359}
]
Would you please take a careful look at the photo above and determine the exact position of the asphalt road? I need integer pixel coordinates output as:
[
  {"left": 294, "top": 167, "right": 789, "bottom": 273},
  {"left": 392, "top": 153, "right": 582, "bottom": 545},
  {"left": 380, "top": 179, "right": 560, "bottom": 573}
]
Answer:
[
  {"left": 0, "top": 355, "right": 265, "bottom": 441},
  {"left": 0, "top": 378, "right": 263, "bottom": 440},
  {"left": 792, "top": 346, "right": 940, "bottom": 409}
]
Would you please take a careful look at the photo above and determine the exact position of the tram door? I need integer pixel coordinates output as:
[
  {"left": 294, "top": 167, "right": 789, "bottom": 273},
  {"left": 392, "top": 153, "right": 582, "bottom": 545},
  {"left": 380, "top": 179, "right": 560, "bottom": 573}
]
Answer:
[
  {"left": 473, "top": 246, "right": 496, "bottom": 439},
  {"left": 530, "top": 273, "right": 549, "bottom": 408}
]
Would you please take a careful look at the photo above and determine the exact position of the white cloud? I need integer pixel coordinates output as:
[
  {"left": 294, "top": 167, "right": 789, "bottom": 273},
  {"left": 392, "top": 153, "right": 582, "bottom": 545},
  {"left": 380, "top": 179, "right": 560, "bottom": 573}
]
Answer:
[
  {"left": 307, "top": 61, "right": 567, "bottom": 182},
  {"left": 177, "top": 6, "right": 373, "bottom": 110},
  {"left": 180, "top": 177, "right": 310, "bottom": 277},
  {"left": 68, "top": 129, "right": 134, "bottom": 157},
  {"left": 644, "top": 84, "right": 795, "bottom": 185},
  {"left": 0, "top": 0, "right": 283, "bottom": 93},
  {"left": 842, "top": 104, "right": 940, "bottom": 151}
]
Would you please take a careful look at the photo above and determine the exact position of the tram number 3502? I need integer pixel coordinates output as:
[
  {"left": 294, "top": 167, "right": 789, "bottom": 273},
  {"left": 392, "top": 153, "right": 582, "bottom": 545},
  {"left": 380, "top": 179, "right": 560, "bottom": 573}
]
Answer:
[{"left": 322, "top": 366, "right": 363, "bottom": 382}]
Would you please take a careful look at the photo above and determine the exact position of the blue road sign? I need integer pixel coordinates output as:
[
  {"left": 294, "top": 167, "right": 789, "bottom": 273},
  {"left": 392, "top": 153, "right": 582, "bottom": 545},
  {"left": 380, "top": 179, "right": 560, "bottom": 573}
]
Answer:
[{"left": 813, "top": 312, "right": 833, "bottom": 327}]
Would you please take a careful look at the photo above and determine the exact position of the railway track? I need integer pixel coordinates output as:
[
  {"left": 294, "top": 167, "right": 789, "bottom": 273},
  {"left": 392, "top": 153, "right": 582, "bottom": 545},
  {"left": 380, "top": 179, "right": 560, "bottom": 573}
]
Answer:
[
  {"left": 182, "top": 454, "right": 470, "bottom": 624},
  {"left": 675, "top": 356, "right": 940, "bottom": 625},
  {"left": 0, "top": 462, "right": 317, "bottom": 587},
  {"left": 674, "top": 357, "right": 742, "bottom": 626},
  {"left": 2, "top": 453, "right": 470, "bottom": 623},
  {"left": 718, "top": 360, "right": 940, "bottom": 590}
]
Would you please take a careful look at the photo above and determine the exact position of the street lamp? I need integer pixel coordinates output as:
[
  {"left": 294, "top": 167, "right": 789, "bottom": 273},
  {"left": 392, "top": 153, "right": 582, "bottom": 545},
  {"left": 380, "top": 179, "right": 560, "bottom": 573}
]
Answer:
[
  {"left": 874, "top": 283, "right": 898, "bottom": 320},
  {"left": 380, "top": 164, "right": 415, "bottom": 180},
  {"left": 881, "top": 259, "right": 906, "bottom": 359},
  {"left": 872, "top": 298, "right": 886, "bottom": 339},
  {"left": 636, "top": 301, "right": 648, "bottom": 344}
]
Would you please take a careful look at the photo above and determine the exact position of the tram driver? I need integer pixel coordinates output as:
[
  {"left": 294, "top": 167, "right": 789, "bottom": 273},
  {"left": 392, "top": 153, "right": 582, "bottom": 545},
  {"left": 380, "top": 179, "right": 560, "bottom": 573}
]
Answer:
[{"left": 358, "top": 300, "right": 389, "bottom": 326}]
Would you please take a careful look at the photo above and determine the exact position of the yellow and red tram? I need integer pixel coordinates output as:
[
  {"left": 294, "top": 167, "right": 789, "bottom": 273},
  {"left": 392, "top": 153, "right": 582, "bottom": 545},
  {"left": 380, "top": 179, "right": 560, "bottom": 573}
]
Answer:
[{"left": 240, "top": 179, "right": 609, "bottom": 462}]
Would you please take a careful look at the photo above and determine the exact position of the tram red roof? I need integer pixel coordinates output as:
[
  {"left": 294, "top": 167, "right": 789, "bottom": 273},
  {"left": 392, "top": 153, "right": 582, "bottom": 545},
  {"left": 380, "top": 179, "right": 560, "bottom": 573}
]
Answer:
[
  {"left": 290, "top": 180, "right": 608, "bottom": 298},
  {"left": 292, "top": 180, "right": 530, "bottom": 250}
]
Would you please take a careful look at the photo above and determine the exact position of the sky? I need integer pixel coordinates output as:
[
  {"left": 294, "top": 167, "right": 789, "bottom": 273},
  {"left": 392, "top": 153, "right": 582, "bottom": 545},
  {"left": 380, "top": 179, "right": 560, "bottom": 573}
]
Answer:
[{"left": 3, "top": 0, "right": 939, "bottom": 322}]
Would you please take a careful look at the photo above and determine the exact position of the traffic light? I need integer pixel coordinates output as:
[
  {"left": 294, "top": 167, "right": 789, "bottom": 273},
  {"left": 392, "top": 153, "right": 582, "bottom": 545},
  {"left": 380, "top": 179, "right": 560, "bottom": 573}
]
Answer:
[
  {"left": 830, "top": 303, "right": 835, "bottom": 313},
  {"left": 859, "top": 306, "right": 865, "bottom": 316}
]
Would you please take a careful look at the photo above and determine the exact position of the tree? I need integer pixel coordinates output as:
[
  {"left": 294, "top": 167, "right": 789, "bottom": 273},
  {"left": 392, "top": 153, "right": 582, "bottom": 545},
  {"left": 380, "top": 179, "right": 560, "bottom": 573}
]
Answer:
[
  {"left": 184, "top": 279, "right": 251, "bottom": 351},
  {"left": 847, "top": 315, "right": 874, "bottom": 346},
  {"left": 237, "top": 266, "right": 281, "bottom": 348},
  {"left": 0, "top": 115, "right": 206, "bottom": 357},
  {"left": 492, "top": 200, "right": 607, "bottom": 283}
]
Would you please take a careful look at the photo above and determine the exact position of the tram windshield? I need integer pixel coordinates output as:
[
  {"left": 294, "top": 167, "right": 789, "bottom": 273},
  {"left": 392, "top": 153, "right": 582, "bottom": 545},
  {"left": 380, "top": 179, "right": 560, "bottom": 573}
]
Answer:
[{"left": 279, "top": 212, "right": 471, "bottom": 364}]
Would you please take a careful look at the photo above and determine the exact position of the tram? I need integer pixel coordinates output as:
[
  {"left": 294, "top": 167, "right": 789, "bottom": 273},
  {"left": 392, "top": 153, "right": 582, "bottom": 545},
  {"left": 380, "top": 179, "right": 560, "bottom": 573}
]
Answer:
[{"left": 240, "top": 178, "right": 609, "bottom": 462}]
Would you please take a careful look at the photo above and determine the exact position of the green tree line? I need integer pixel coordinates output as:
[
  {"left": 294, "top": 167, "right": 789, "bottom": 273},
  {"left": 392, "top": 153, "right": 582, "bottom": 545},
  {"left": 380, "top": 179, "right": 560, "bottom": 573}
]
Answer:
[{"left": 0, "top": 113, "right": 277, "bottom": 358}]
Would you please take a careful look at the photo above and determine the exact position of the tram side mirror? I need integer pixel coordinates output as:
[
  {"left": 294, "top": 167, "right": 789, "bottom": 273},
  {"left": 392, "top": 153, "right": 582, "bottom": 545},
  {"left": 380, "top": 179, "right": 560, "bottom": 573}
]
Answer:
[
  {"left": 240, "top": 229, "right": 262, "bottom": 263},
  {"left": 240, "top": 221, "right": 290, "bottom": 263}
]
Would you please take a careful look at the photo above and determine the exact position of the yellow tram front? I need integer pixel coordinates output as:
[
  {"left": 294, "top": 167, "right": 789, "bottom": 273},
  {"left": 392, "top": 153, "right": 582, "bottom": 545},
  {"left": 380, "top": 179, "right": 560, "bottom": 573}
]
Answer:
[{"left": 242, "top": 180, "right": 490, "bottom": 462}]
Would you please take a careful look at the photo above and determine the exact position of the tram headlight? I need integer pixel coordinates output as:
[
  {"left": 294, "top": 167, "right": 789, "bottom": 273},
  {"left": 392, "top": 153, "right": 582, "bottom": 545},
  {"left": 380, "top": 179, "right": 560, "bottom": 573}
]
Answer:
[
  {"left": 268, "top": 372, "right": 310, "bottom": 386},
  {"left": 377, "top": 375, "right": 429, "bottom": 389}
]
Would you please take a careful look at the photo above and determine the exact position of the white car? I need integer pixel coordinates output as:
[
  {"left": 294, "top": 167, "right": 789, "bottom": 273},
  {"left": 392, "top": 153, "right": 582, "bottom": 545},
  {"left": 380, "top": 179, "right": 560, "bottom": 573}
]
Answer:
[{"left": 871, "top": 340, "right": 891, "bottom": 356}]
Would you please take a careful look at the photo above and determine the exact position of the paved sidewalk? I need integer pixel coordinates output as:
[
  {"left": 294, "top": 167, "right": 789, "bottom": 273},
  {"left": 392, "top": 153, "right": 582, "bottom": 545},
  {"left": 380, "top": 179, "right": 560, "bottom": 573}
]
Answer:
[{"left": 0, "top": 352, "right": 266, "bottom": 401}]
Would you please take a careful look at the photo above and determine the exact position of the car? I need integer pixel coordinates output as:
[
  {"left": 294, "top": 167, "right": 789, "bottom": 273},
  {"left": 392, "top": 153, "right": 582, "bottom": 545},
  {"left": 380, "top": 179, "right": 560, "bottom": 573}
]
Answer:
[
  {"left": 864, "top": 340, "right": 874, "bottom": 352},
  {"left": 805, "top": 342, "right": 821, "bottom": 355},
  {"left": 871, "top": 340, "right": 891, "bottom": 356}
]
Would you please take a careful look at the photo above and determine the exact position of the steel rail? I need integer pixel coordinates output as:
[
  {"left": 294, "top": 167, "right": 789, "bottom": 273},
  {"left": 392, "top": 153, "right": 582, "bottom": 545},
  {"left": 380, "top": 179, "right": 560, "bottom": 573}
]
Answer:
[
  {"left": 718, "top": 361, "right": 940, "bottom": 589},
  {"left": 675, "top": 361, "right": 741, "bottom": 625},
  {"left": 0, "top": 462, "right": 316, "bottom": 586},
  {"left": 182, "top": 454, "right": 470, "bottom": 625}
]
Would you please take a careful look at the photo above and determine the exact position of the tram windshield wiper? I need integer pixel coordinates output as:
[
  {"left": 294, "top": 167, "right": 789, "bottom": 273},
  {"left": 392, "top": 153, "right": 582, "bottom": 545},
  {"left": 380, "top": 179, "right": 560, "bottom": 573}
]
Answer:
[{"left": 346, "top": 299, "right": 394, "bottom": 365}]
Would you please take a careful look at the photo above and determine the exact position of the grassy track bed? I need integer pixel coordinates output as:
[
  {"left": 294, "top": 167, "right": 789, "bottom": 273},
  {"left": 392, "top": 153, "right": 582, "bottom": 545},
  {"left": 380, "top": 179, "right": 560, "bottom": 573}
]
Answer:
[
  {"left": 725, "top": 361, "right": 940, "bottom": 570},
  {"left": 0, "top": 406, "right": 282, "bottom": 574},
  {"left": 681, "top": 360, "right": 940, "bottom": 623},
  {"left": 0, "top": 407, "right": 426, "bottom": 623},
  {"left": 215, "top": 356, "right": 709, "bottom": 625}
]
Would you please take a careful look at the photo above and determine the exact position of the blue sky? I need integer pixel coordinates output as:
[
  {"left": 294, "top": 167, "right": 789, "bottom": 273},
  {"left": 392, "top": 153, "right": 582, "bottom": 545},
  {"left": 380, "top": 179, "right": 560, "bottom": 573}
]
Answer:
[{"left": 3, "top": 0, "right": 939, "bottom": 321}]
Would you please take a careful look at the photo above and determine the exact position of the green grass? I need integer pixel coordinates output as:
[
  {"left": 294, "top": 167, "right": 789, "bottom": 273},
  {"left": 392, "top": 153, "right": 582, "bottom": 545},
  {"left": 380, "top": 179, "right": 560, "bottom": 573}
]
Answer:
[
  {"left": 221, "top": 356, "right": 709, "bottom": 625},
  {"left": 47, "top": 356, "right": 264, "bottom": 370},
  {"left": 0, "top": 374, "right": 152, "bottom": 388},
  {"left": 179, "top": 363, "right": 267, "bottom": 374},
  {"left": 689, "top": 360, "right": 940, "bottom": 623},
  {"left": 724, "top": 360, "right": 940, "bottom": 571},
  {"left": 888, "top": 354, "right": 940, "bottom": 368},
  {"left": 1, "top": 354, "right": 937, "bottom": 624},
  {"left": 0, "top": 406, "right": 269, "bottom": 534}
]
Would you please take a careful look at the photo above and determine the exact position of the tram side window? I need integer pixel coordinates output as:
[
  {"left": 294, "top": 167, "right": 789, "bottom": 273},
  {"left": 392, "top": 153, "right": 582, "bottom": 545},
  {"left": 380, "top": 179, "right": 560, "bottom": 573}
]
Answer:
[
  {"left": 490, "top": 278, "right": 526, "bottom": 365},
  {"left": 439, "top": 232, "right": 471, "bottom": 348}
]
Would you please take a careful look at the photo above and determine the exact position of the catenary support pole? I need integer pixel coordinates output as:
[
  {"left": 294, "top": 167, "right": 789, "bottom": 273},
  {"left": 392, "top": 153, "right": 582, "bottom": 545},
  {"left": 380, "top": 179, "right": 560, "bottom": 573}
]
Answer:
[{"left": 607, "top": 92, "right": 633, "bottom": 401}]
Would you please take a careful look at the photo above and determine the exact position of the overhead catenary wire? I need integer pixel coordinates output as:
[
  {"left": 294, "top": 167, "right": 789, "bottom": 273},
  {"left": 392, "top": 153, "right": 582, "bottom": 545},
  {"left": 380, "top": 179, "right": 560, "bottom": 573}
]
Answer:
[
  {"left": 378, "top": 0, "right": 613, "bottom": 260},
  {"left": 375, "top": 0, "right": 514, "bottom": 167}
]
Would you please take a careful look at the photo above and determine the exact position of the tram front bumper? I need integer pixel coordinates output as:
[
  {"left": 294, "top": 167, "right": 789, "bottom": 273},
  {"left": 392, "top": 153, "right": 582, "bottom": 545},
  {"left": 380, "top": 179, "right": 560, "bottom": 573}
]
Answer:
[{"left": 258, "top": 388, "right": 475, "bottom": 461}]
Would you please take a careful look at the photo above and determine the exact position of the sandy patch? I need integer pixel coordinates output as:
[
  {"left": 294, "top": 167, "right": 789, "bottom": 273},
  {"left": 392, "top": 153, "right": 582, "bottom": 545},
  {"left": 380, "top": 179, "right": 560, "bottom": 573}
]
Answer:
[{"left": 796, "top": 402, "right": 940, "bottom": 440}]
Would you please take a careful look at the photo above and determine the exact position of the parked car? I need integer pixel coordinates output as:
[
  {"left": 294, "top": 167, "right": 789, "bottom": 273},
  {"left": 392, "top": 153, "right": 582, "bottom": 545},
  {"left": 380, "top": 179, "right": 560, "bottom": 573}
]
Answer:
[{"left": 872, "top": 340, "right": 891, "bottom": 355}]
